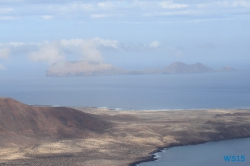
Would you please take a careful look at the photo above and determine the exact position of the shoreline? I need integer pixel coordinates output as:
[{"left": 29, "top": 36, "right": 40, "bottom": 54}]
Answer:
[
  {"left": 43, "top": 105, "right": 250, "bottom": 111},
  {"left": 1, "top": 105, "right": 250, "bottom": 166},
  {"left": 129, "top": 136, "right": 250, "bottom": 166},
  {"left": 26, "top": 102, "right": 250, "bottom": 111}
]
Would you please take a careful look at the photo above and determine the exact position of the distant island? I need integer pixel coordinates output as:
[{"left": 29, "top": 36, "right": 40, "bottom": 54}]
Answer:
[{"left": 46, "top": 61, "right": 236, "bottom": 77}]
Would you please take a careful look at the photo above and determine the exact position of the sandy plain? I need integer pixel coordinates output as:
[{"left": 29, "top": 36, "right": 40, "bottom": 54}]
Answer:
[{"left": 1, "top": 107, "right": 250, "bottom": 166}]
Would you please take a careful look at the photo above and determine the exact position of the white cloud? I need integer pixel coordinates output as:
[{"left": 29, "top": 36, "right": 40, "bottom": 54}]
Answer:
[
  {"left": 158, "top": 1, "right": 189, "bottom": 9},
  {"left": 77, "top": 3, "right": 94, "bottom": 11},
  {"left": 197, "top": 1, "right": 250, "bottom": 8},
  {"left": 5, "top": 42, "right": 25, "bottom": 47},
  {"left": 0, "top": 16, "right": 17, "bottom": 20},
  {"left": 60, "top": 39, "right": 84, "bottom": 47},
  {"left": 80, "top": 42, "right": 103, "bottom": 62},
  {"left": 145, "top": 10, "right": 200, "bottom": 16},
  {"left": 228, "top": 0, "right": 250, "bottom": 8},
  {"left": 1, "top": 0, "right": 249, "bottom": 24},
  {"left": 97, "top": 2, "right": 114, "bottom": 9},
  {"left": 149, "top": 41, "right": 161, "bottom": 49},
  {"left": 0, "top": 7, "right": 13, "bottom": 14},
  {"left": 41, "top": 15, "right": 54, "bottom": 20},
  {"left": 92, "top": 38, "right": 118, "bottom": 48},
  {"left": 0, "top": 48, "right": 10, "bottom": 59},
  {"left": 132, "top": 1, "right": 155, "bottom": 9},
  {"left": 91, "top": 13, "right": 123, "bottom": 19},
  {"left": 1, "top": 38, "right": 176, "bottom": 65},
  {"left": 49, "top": 2, "right": 94, "bottom": 13},
  {"left": 29, "top": 42, "right": 65, "bottom": 64},
  {"left": 61, "top": 38, "right": 118, "bottom": 48},
  {"left": 118, "top": 40, "right": 164, "bottom": 52},
  {"left": 61, "top": 38, "right": 118, "bottom": 62}
]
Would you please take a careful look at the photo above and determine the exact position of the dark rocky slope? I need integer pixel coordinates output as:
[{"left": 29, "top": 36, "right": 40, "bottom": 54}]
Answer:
[{"left": 0, "top": 98, "right": 112, "bottom": 147}]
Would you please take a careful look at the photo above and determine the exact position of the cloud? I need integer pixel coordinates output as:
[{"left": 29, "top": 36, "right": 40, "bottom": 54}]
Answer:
[
  {"left": 92, "top": 38, "right": 118, "bottom": 48},
  {"left": 197, "top": 1, "right": 250, "bottom": 8},
  {"left": 61, "top": 38, "right": 118, "bottom": 62},
  {"left": 237, "top": 1, "right": 250, "bottom": 8},
  {"left": 0, "top": 48, "right": 10, "bottom": 59},
  {"left": 144, "top": 10, "right": 200, "bottom": 17},
  {"left": 48, "top": 2, "right": 94, "bottom": 13},
  {"left": 90, "top": 13, "right": 123, "bottom": 19},
  {"left": 28, "top": 38, "right": 161, "bottom": 64},
  {"left": 41, "top": 15, "right": 54, "bottom": 20},
  {"left": 1, "top": 0, "right": 250, "bottom": 23},
  {"left": 80, "top": 42, "right": 102, "bottom": 62},
  {"left": 132, "top": 1, "right": 155, "bottom": 9},
  {"left": 149, "top": 41, "right": 161, "bottom": 49},
  {"left": 60, "top": 39, "right": 84, "bottom": 47},
  {"left": 29, "top": 42, "right": 65, "bottom": 64},
  {"left": 0, "top": 7, "right": 13, "bottom": 14},
  {"left": 118, "top": 40, "right": 162, "bottom": 52},
  {"left": 97, "top": 2, "right": 114, "bottom": 9},
  {"left": 158, "top": 1, "right": 189, "bottom": 9},
  {"left": 60, "top": 38, "right": 118, "bottom": 48},
  {"left": 4, "top": 42, "right": 25, "bottom": 47},
  {"left": 25, "top": 38, "right": 119, "bottom": 63},
  {"left": 0, "top": 16, "right": 17, "bottom": 20},
  {"left": 2, "top": 38, "right": 171, "bottom": 65}
]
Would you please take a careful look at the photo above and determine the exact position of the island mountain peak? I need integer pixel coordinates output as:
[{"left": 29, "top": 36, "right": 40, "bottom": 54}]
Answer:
[{"left": 163, "top": 62, "right": 214, "bottom": 74}]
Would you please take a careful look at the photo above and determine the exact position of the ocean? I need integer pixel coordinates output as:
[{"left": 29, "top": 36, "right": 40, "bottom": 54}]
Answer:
[
  {"left": 0, "top": 71, "right": 250, "bottom": 110},
  {"left": 1, "top": 71, "right": 250, "bottom": 165},
  {"left": 137, "top": 137, "right": 250, "bottom": 166}
]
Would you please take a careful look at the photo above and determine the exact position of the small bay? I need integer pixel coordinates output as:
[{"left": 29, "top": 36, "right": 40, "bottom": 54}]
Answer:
[{"left": 137, "top": 137, "right": 250, "bottom": 166}]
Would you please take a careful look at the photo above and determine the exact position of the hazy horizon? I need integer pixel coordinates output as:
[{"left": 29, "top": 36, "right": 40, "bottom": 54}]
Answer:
[{"left": 0, "top": 0, "right": 250, "bottom": 77}]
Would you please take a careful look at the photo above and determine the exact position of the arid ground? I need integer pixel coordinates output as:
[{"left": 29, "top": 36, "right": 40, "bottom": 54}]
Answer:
[{"left": 1, "top": 98, "right": 250, "bottom": 166}]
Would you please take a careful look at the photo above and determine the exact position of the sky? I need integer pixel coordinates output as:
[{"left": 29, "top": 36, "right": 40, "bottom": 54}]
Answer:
[{"left": 0, "top": 0, "right": 250, "bottom": 76}]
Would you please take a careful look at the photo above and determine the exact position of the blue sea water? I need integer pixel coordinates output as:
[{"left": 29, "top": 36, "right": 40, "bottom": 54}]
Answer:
[
  {"left": 0, "top": 71, "right": 250, "bottom": 110},
  {"left": 1, "top": 71, "right": 250, "bottom": 165},
  {"left": 137, "top": 137, "right": 250, "bottom": 166}
]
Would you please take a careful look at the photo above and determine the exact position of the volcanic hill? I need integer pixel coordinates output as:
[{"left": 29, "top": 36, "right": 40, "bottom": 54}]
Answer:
[{"left": 0, "top": 98, "right": 111, "bottom": 147}]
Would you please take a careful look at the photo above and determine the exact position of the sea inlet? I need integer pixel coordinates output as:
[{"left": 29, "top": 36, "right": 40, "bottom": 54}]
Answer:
[{"left": 137, "top": 137, "right": 250, "bottom": 166}]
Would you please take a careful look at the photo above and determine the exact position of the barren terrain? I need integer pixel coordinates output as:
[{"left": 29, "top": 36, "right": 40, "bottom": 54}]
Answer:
[{"left": 0, "top": 98, "right": 250, "bottom": 166}]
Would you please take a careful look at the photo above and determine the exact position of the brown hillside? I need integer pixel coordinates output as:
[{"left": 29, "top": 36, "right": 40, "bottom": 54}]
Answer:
[{"left": 0, "top": 98, "right": 112, "bottom": 147}]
